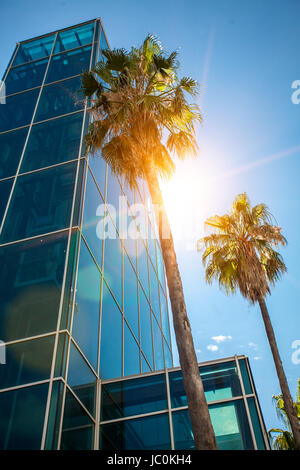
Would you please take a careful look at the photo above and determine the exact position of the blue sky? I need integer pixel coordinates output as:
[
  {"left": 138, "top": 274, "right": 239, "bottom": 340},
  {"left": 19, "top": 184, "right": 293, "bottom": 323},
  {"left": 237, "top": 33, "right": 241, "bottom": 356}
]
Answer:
[{"left": 1, "top": 0, "right": 300, "bottom": 437}]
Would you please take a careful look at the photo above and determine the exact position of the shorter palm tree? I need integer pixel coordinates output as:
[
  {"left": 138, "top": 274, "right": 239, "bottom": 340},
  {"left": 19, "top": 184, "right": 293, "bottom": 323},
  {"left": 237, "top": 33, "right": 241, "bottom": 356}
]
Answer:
[
  {"left": 197, "top": 193, "right": 300, "bottom": 450},
  {"left": 268, "top": 379, "right": 300, "bottom": 450}
]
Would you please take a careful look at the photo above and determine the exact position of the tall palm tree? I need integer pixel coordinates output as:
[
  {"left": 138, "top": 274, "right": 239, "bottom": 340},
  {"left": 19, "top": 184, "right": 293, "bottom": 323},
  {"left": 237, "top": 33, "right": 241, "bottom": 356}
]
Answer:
[
  {"left": 268, "top": 379, "right": 300, "bottom": 450},
  {"left": 198, "top": 192, "right": 300, "bottom": 450},
  {"left": 80, "top": 36, "right": 217, "bottom": 449}
]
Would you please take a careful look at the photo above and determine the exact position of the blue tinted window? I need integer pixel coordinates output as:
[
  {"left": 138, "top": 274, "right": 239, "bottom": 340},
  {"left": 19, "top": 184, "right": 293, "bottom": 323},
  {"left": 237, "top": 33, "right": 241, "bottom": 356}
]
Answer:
[
  {"left": 0, "top": 178, "right": 13, "bottom": 226},
  {"left": 152, "top": 315, "right": 164, "bottom": 370},
  {"left": 0, "top": 232, "right": 68, "bottom": 342},
  {"left": 21, "top": 112, "right": 83, "bottom": 173},
  {"left": 169, "top": 361, "right": 242, "bottom": 408},
  {"left": 13, "top": 35, "right": 55, "bottom": 65},
  {"left": 124, "top": 323, "right": 140, "bottom": 377},
  {"left": 239, "top": 358, "right": 253, "bottom": 395},
  {"left": 103, "top": 224, "right": 122, "bottom": 307},
  {"left": 45, "top": 380, "right": 64, "bottom": 450},
  {"left": 61, "top": 389, "right": 94, "bottom": 450},
  {"left": 99, "top": 28, "right": 109, "bottom": 56},
  {"left": 149, "top": 259, "right": 160, "bottom": 322},
  {"left": 67, "top": 342, "right": 96, "bottom": 415},
  {"left": 137, "top": 238, "right": 149, "bottom": 299},
  {"left": 5, "top": 59, "right": 48, "bottom": 95},
  {"left": 139, "top": 287, "right": 153, "bottom": 368},
  {"left": 106, "top": 167, "right": 121, "bottom": 209},
  {"left": 100, "top": 282, "right": 122, "bottom": 379},
  {"left": 0, "top": 88, "right": 40, "bottom": 132},
  {"left": 0, "top": 127, "right": 29, "bottom": 179},
  {"left": 247, "top": 397, "right": 266, "bottom": 449},
  {"left": 123, "top": 253, "right": 139, "bottom": 339},
  {"left": 101, "top": 373, "right": 167, "bottom": 421},
  {"left": 72, "top": 239, "right": 101, "bottom": 371},
  {"left": 0, "top": 162, "right": 77, "bottom": 243},
  {"left": 141, "top": 353, "right": 151, "bottom": 373},
  {"left": 88, "top": 153, "right": 106, "bottom": 199},
  {"left": 46, "top": 46, "right": 92, "bottom": 83},
  {"left": 82, "top": 169, "right": 103, "bottom": 268},
  {"left": 0, "top": 383, "right": 49, "bottom": 449},
  {"left": 172, "top": 409, "right": 195, "bottom": 450},
  {"left": 0, "top": 335, "right": 55, "bottom": 389},
  {"left": 35, "top": 77, "right": 83, "bottom": 122},
  {"left": 164, "top": 341, "right": 173, "bottom": 368},
  {"left": 100, "top": 413, "right": 171, "bottom": 450},
  {"left": 160, "top": 287, "right": 171, "bottom": 346},
  {"left": 54, "top": 23, "right": 95, "bottom": 54},
  {"left": 210, "top": 400, "right": 254, "bottom": 450}
]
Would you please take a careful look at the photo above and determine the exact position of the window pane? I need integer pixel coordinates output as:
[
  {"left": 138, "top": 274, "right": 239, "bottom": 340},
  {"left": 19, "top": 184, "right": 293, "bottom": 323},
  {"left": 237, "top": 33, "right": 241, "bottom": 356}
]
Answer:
[
  {"left": 123, "top": 253, "right": 139, "bottom": 340},
  {"left": 137, "top": 238, "right": 149, "bottom": 299},
  {"left": 21, "top": 113, "right": 83, "bottom": 173},
  {"left": 100, "top": 413, "right": 171, "bottom": 450},
  {"left": 247, "top": 397, "right": 266, "bottom": 449},
  {"left": 60, "top": 389, "right": 94, "bottom": 450},
  {"left": 67, "top": 342, "right": 96, "bottom": 416},
  {"left": 46, "top": 46, "right": 92, "bottom": 84},
  {"left": 141, "top": 353, "right": 151, "bottom": 373},
  {"left": 82, "top": 169, "right": 104, "bottom": 268},
  {"left": 0, "top": 88, "right": 40, "bottom": 132},
  {"left": 88, "top": 153, "right": 106, "bottom": 200},
  {"left": 173, "top": 400, "right": 254, "bottom": 451},
  {"left": 103, "top": 224, "right": 122, "bottom": 307},
  {"left": 100, "top": 27, "right": 109, "bottom": 55},
  {"left": 0, "top": 162, "right": 77, "bottom": 243},
  {"left": 172, "top": 409, "right": 195, "bottom": 450},
  {"left": 139, "top": 287, "right": 153, "bottom": 369},
  {"left": 101, "top": 373, "right": 168, "bottom": 421},
  {"left": 34, "top": 77, "right": 83, "bottom": 122},
  {"left": 149, "top": 259, "right": 160, "bottom": 322},
  {"left": 124, "top": 323, "right": 140, "bottom": 377},
  {"left": 100, "top": 282, "right": 122, "bottom": 379},
  {"left": 210, "top": 400, "right": 254, "bottom": 450},
  {"left": 0, "top": 178, "right": 13, "bottom": 227},
  {"left": 160, "top": 287, "right": 171, "bottom": 346},
  {"left": 152, "top": 315, "right": 164, "bottom": 371},
  {"left": 72, "top": 239, "right": 101, "bottom": 371},
  {"left": 0, "top": 335, "right": 55, "bottom": 389},
  {"left": 106, "top": 167, "right": 121, "bottom": 210},
  {"left": 45, "top": 379, "right": 64, "bottom": 449},
  {"left": 169, "top": 361, "right": 242, "bottom": 408},
  {"left": 0, "top": 127, "right": 29, "bottom": 179},
  {"left": 0, "top": 232, "right": 68, "bottom": 342},
  {"left": 239, "top": 358, "right": 253, "bottom": 395},
  {"left": 5, "top": 59, "right": 48, "bottom": 95},
  {"left": 13, "top": 35, "right": 55, "bottom": 65},
  {"left": 200, "top": 361, "right": 242, "bottom": 401},
  {"left": 0, "top": 383, "right": 49, "bottom": 449},
  {"left": 54, "top": 23, "right": 95, "bottom": 54},
  {"left": 164, "top": 341, "right": 173, "bottom": 368}
]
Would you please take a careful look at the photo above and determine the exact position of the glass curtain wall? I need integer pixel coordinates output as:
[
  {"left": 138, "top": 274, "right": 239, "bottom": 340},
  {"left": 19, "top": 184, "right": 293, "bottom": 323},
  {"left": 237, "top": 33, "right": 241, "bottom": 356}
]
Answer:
[
  {"left": 0, "top": 19, "right": 172, "bottom": 450},
  {"left": 99, "top": 356, "right": 270, "bottom": 451}
]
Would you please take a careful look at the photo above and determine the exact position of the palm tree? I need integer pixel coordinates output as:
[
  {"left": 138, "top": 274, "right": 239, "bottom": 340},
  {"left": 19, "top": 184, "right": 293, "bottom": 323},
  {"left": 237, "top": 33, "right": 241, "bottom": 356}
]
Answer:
[
  {"left": 80, "top": 36, "right": 217, "bottom": 449},
  {"left": 268, "top": 379, "right": 300, "bottom": 450},
  {"left": 198, "top": 192, "right": 300, "bottom": 450}
]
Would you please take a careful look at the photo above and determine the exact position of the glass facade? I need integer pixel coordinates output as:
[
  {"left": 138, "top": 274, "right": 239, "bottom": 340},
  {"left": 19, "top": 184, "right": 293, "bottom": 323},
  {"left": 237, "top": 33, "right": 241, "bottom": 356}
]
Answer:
[
  {"left": 99, "top": 357, "right": 269, "bottom": 451},
  {"left": 0, "top": 19, "right": 172, "bottom": 450}
]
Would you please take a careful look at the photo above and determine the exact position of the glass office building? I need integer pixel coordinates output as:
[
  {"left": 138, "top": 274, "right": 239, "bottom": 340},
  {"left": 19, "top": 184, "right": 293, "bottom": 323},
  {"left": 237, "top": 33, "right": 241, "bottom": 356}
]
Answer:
[
  {"left": 0, "top": 19, "right": 173, "bottom": 450},
  {"left": 0, "top": 19, "right": 269, "bottom": 451}
]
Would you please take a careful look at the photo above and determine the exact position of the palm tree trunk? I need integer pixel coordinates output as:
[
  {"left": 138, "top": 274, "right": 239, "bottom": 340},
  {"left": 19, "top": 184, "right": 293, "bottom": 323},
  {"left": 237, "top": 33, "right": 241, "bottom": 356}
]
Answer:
[
  {"left": 257, "top": 295, "right": 300, "bottom": 450},
  {"left": 147, "top": 170, "right": 217, "bottom": 450}
]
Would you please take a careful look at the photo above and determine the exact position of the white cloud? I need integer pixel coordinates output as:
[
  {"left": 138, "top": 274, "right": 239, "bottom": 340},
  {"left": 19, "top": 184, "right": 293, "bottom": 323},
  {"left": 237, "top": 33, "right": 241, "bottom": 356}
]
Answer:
[
  {"left": 253, "top": 356, "right": 261, "bottom": 361},
  {"left": 248, "top": 342, "right": 258, "bottom": 350},
  {"left": 207, "top": 344, "right": 219, "bottom": 352},
  {"left": 211, "top": 335, "right": 232, "bottom": 343}
]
